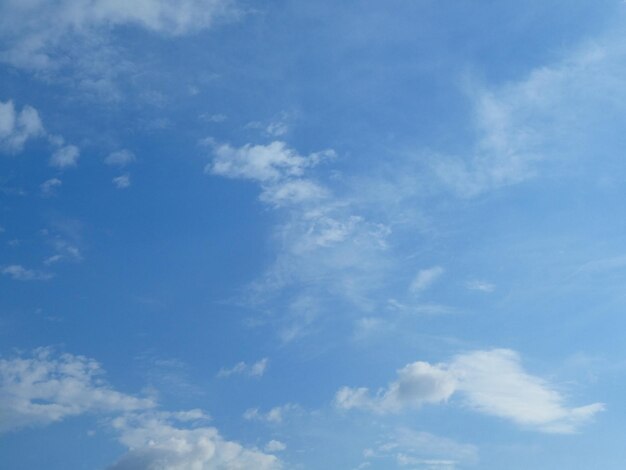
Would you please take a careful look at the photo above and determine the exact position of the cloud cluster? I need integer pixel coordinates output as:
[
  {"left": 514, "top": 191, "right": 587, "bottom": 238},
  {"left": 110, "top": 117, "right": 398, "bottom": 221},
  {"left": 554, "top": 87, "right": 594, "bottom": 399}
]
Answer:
[
  {"left": 208, "top": 140, "right": 393, "bottom": 340},
  {"left": 0, "top": 100, "right": 44, "bottom": 154},
  {"left": 207, "top": 140, "right": 333, "bottom": 208},
  {"left": 0, "top": 348, "right": 154, "bottom": 432},
  {"left": 109, "top": 412, "right": 281, "bottom": 470},
  {"left": 0, "top": 0, "right": 237, "bottom": 71},
  {"left": 336, "top": 349, "right": 604, "bottom": 433},
  {"left": 0, "top": 349, "right": 282, "bottom": 469}
]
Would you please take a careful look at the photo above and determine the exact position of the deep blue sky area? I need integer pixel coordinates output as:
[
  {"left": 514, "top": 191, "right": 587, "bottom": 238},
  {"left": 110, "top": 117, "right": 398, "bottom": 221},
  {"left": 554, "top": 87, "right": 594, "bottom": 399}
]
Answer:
[{"left": 2, "top": 1, "right": 626, "bottom": 469}]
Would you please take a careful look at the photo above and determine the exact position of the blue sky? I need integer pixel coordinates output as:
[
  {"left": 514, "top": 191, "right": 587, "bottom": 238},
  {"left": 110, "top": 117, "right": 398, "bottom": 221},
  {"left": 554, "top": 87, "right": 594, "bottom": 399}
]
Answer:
[{"left": 2, "top": 1, "right": 626, "bottom": 468}]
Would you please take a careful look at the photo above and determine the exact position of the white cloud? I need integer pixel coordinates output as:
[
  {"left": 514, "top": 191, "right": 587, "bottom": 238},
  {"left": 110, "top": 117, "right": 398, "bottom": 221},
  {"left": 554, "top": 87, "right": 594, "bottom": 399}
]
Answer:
[
  {"left": 361, "top": 428, "right": 477, "bottom": 470},
  {"left": 108, "top": 412, "right": 281, "bottom": 470},
  {"left": 433, "top": 27, "right": 626, "bottom": 197},
  {"left": 0, "top": 348, "right": 154, "bottom": 432},
  {"left": 410, "top": 266, "right": 444, "bottom": 293},
  {"left": 0, "top": 0, "right": 237, "bottom": 71},
  {"left": 243, "top": 403, "right": 299, "bottom": 424},
  {"left": 465, "top": 280, "right": 495, "bottom": 293},
  {"left": 335, "top": 349, "right": 604, "bottom": 433},
  {"left": 335, "top": 361, "right": 456, "bottom": 414},
  {"left": 265, "top": 440, "right": 287, "bottom": 452},
  {"left": 105, "top": 149, "right": 135, "bottom": 167},
  {"left": 1, "top": 348, "right": 281, "bottom": 468},
  {"left": 0, "top": 100, "right": 45, "bottom": 153},
  {"left": 50, "top": 144, "right": 80, "bottom": 168},
  {"left": 40, "top": 178, "right": 62, "bottom": 197},
  {"left": 1, "top": 265, "right": 53, "bottom": 281},
  {"left": 113, "top": 174, "right": 131, "bottom": 189},
  {"left": 450, "top": 349, "right": 604, "bottom": 433},
  {"left": 207, "top": 140, "right": 334, "bottom": 208},
  {"left": 218, "top": 358, "right": 269, "bottom": 378},
  {"left": 208, "top": 140, "right": 333, "bottom": 184}
]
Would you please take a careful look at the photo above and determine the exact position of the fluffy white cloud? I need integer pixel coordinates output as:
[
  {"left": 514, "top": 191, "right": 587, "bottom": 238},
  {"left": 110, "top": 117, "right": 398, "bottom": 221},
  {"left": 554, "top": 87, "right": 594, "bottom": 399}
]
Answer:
[
  {"left": 217, "top": 358, "right": 268, "bottom": 378},
  {"left": 0, "top": 349, "right": 155, "bottom": 432},
  {"left": 335, "top": 349, "right": 604, "bottom": 433},
  {"left": 1, "top": 348, "right": 282, "bottom": 468},
  {"left": 335, "top": 361, "right": 456, "bottom": 414},
  {"left": 465, "top": 279, "right": 495, "bottom": 293},
  {"left": 0, "top": 100, "right": 44, "bottom": 153},
  {"left": 410, "top": 266, "right": 444, "bottom": 294},
  {"left": 108, "top": 412, "right": 281, "bottom": 470},
  {"left": 264, "top": 440, "right": 286, "bottom": 452},
  {"left": 208, "top": 140, "right": 333, "bottom": 182},
  {"left": 50, "top": 144, "right": 80, "bottom": 168},
  {"left": 1, "top": 265, "right": 53, "bottom": 281},
  {"left": 0, "top": 0, "right": 237, "bottom": 71}
]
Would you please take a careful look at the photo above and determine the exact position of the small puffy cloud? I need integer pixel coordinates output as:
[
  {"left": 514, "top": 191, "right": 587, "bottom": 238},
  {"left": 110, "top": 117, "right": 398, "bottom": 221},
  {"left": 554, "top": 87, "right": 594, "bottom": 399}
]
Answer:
[
  {"left": 265, "top": 440, "right": 287, "bottom": 452},
  {"left": 0, "top": 349, "right": 155, "bottom": 432},
  {"left": 113, "top": 174, "right": 131, "bottom": 189},
  {"left": 218, "top": 358, "right": 269, "bottom": 378},
  {"left": 335, "top": 349, "right": 604, "bottom": 433},
  {"left": 243, "top": 403, "right": 299, "bottom": 424},
  {"left": 410, "top": 266, "right": 444, "bottom": 293},
  {"left": 208, "top": 140, "right": 333, "bottom": 184},
  {"left": 50, "top": 144, "right": 80, "bottom": 168},
  {"left": 40, "top": 178, "right": 62, "bottom": 197},
  {"left": 0, "top": 100, "right": 44, "bottom": 153},
  {"left": 335, "top": 362, "right": 456, "bottom": 414},
  {"left": 105, "top": 149, "right": 135, "bottom": 167},
  {"left": 1, "top": 265, "right": 53, "bottom": 281},
  {"left": 108, "top": 412, "right": 281, "bottom": 470},
  {"left": 207, "top": 140, "right": 335, "bottom": 208}
]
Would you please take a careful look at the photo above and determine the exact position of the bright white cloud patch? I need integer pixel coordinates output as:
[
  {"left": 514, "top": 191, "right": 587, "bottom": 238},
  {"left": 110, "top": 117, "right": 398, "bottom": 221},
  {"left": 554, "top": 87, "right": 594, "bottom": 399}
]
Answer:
[
  {"left": 108, "top": 412, "right": 281, "bottom": 470},
  {"left": 50, "top": 144, "right": 80, "bottom": 168},
  {"left": 0, "top": 349, "right": 154, "bottom": 432},
  {"left": 0, "top": 100, "right": 44, "bottom": 153},
  {"left": 1, "top": 265, "right": 53, "bottom": 281},
  {"left": 207, "top": 140, "right": 334, "bottom": 207},
  {"left": 336, "top": 349, "right": 604, "bottom": 433},
  {"left": 218, "top": 357, "right": 269, "bottom": 378}
]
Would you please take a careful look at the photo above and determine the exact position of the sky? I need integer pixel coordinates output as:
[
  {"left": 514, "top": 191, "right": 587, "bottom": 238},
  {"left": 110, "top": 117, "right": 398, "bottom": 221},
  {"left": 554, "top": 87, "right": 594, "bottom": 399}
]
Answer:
[{"left": 2, "top": 0, "right": 626, "bottom": 468}]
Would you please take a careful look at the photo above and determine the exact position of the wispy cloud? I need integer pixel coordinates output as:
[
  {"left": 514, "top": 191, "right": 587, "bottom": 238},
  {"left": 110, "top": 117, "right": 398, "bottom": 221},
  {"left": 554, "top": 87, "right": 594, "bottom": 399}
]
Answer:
[
  {"left": 217, "top": 357, "right": 269, "bottom": 378},
  {"left": 243, "top": 403, "right": 300, "bottom": 424},
  {"left": 410, "top": 266, "right": 444, "bottom": 294},
  {"left": 40, "top": 178, "right": 62, "bottom": 197},
  {"left": 1, "top": 265, "right": 53, "bottom": 281}
]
